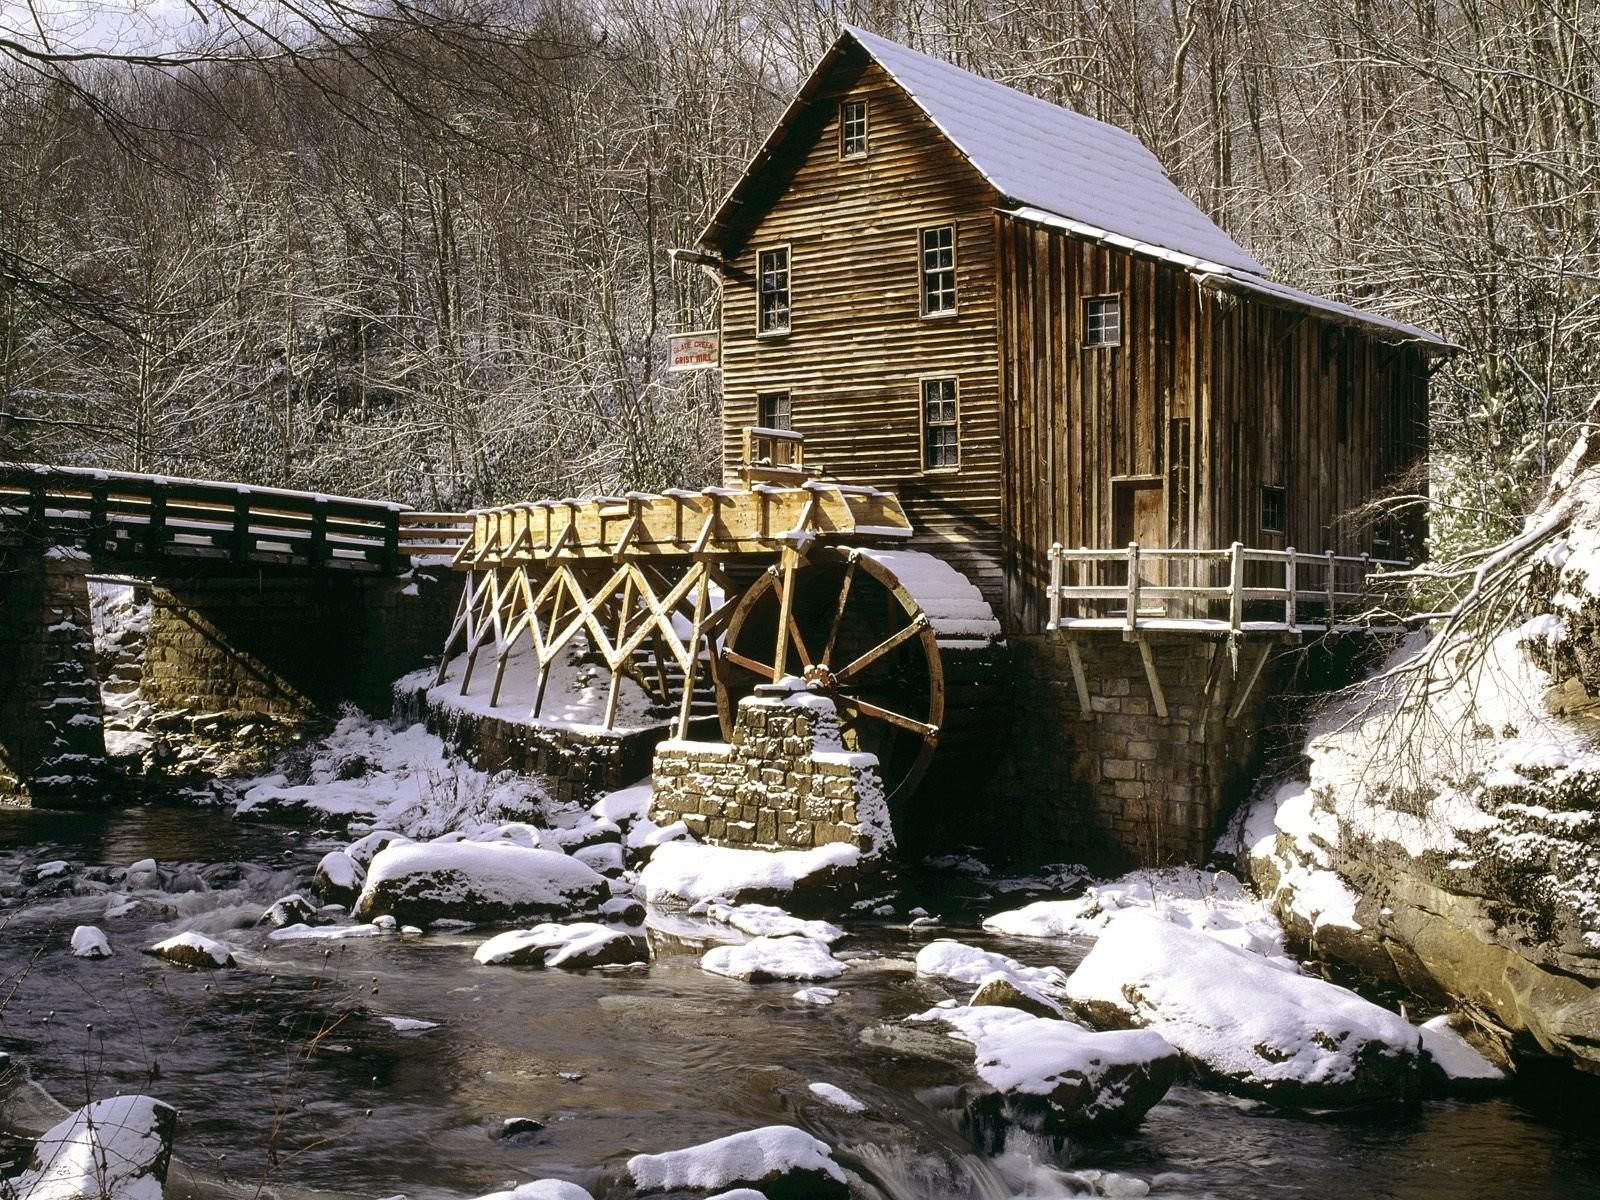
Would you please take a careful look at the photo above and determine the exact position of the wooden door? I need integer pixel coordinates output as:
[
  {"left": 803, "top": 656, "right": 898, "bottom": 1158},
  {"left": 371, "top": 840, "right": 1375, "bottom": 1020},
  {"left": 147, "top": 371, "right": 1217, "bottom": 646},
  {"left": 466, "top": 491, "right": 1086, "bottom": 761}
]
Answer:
[{"left": 1112, "top": 477, "right": 1166, "bottom": 610}]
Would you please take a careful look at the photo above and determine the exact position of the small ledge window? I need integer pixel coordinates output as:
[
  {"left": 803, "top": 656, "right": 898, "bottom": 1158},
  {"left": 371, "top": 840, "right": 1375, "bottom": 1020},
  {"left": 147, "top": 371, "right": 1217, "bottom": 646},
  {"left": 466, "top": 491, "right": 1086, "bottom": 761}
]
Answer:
[
  {"left": 1084, "top": 295, "right": 1122, "bottom": 347},
  {"left": 920, "top": 226, "right": 957, "bottom": 316},
  {"left": 922, "top": 377, "right": 959, "bottom": 470},
  {"left": 840, "top": 100, "right": 868, "bottom": 159},
  {"left": 757, "top": 246, "right": 791, "bottom": 335},
  {"left": 1261, "top": 485, "right": 1287, "bottom": 534},
  {"left": 758, "top": 390, "right": 791, "bottom": 431}
]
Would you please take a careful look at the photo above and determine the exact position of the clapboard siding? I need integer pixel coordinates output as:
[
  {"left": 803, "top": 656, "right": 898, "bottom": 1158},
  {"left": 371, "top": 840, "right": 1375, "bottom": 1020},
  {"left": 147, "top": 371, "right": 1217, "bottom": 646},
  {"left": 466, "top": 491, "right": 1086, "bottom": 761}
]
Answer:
[
  {"left": 998, "top": 214, "right": 1430, "bottom": 633},
  {"left": 716, "top": 51, "right": 1006, "bottom": 611}
]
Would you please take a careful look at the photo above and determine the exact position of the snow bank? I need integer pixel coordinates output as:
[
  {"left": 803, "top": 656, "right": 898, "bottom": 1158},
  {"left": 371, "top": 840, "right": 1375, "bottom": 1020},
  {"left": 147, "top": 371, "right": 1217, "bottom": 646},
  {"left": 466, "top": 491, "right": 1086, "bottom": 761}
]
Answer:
[
  {"left": 356, "top": 840, "right": 608, "bottom": 924},
  {"left": 13, "top": 1095, "right": 177, "bottom": 1200},
  {"left": 638, "top": 841, "right": 860, "bottom": 908},
  {"left": 626, "top": 1125, "right": 848, "bottom": 1197},
  {"left": 1065, "top": 913, "right": 1419, "bottom": 1105},
  {"left": 701, "top": 935, "right": 846, "bottom": 981}
]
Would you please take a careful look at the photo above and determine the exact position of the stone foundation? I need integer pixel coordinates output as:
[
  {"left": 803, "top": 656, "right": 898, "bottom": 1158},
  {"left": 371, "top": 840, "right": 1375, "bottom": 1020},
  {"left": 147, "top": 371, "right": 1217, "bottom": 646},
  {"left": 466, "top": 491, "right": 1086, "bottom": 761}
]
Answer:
[
  {"left": 0, "top": 553, "right": 109, "bottom": 805},
  {"left": 650, "top": 684, "right": 892, "bottom": 854}
]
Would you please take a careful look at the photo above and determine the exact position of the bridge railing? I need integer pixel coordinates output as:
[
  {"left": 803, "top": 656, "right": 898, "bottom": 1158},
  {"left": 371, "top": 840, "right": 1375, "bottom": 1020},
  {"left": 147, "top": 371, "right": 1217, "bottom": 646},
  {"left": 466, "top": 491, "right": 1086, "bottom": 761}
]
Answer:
[
  {"left": 0, "top": 463, "right": 411, "bottom": 572},
  {"left": 1045, "top": 541, "right": 1411, "bottom": 634}
]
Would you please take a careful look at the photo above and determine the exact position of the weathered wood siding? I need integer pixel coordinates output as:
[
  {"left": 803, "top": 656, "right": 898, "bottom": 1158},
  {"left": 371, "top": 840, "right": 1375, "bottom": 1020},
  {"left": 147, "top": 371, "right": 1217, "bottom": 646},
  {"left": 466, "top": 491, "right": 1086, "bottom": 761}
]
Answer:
[
  {"left": 997, "top": 213, "right": 1429, "bottom": 633},
  {"left": 716, "top": 51, "right": 1005, "bottom": 608}
]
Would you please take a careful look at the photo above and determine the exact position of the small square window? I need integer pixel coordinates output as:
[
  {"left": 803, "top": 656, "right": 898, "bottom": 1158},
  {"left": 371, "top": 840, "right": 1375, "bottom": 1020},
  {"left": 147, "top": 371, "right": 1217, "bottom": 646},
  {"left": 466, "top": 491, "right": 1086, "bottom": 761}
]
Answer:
[
  {"left": 758, "top": 391, "right": 791, "bottom": 431},
  {"left": 1085, "top": 296, "right": 1122, "bottom": 347},
  {"left": 1261, "top": 485, "right": 1287, "bottom": 534},
  {"left": 757, "top": 246, "right": 790, "bottom": 335},
  {"left": 922, "top": 378, "right": 959, "bottom": 469},
  {"left": 840, "top": 100, "right": 868, "bottom": 159},
  {"left": 920, "top": 226, "right": 957, "bottom": 316}
]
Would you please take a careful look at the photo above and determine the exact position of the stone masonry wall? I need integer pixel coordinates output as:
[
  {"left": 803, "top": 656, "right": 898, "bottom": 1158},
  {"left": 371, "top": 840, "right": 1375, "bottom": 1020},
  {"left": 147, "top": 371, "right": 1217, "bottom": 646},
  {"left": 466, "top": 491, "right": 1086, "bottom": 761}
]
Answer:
[
  {"left": 650, "top": 685, "right": 893, "bottom": 855},
  {"left": 0, "top": 552, "right": 109, "bottom": 805},
  {"left": 984, "top": 631, "right": 1278, "bottom": 866}
]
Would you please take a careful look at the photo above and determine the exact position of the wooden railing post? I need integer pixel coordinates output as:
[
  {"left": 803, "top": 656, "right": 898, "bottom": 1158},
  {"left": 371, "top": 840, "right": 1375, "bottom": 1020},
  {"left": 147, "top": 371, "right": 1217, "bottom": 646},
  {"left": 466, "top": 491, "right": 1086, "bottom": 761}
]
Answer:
[
  {"left": 1325, "top": 549, "right": 1337, "bottom": 626},
  {"left": 1284, "top": 547, "right": 1298, "bottom": 630},
  {"left": 383, "top": 511, "right": 401, "bottom": 573},
  {"left": 232, "top": 489, "right": 251, "bottom": 562},
  {"left": 1228, "top": 541, "right": 1244, "bottom": 633},
  {"left": 309, "top": 498, "right": 328, "bottom": 567},
  {"left": 1125, "top": 542, "right": 1140, "bottom": 632},
  {"left": 1047, "top": 543, "right": 1063, "bottom": 630},
  {"left": 147, "top": 489, "right": 166, "bottom": 556}
]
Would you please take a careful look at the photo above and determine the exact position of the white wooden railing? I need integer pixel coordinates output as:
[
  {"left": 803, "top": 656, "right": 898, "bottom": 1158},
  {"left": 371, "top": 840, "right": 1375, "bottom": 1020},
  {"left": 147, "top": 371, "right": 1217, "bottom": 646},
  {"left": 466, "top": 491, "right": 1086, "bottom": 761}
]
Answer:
[{"left": 1045, "top": 542, "right": 1409, "bottom": 634}]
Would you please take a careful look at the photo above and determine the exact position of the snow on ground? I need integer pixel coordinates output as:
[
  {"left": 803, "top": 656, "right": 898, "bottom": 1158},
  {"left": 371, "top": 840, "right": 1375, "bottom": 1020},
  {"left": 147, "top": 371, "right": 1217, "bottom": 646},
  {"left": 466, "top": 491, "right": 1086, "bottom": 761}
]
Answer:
[
  {"left": 638, "top": 841, "right": 860, "bottom": 907},
  {"left": 12, "top": 1095, "right": 176, "bottom": 1200},
  {"left": 701, "top": 934, "right": 847, "bottom": 981},
  {"left": 1064, "top": 912, "right": 1418, "bottom": 1103},
  {"left": 398, "top": 636, "right": 662, "bottom": 735},
  {"left": 983, "top": 868, "right": 1293, "bottom": 965},
  {"left": 626, "top": 1125, "right": 848, "bottom": 1194},
  {"left": 807, "top": 1082, "right": 867, "bottom": 1112},
  {"left": 704, "top": 901, "right": 846, "bottom": 944}
]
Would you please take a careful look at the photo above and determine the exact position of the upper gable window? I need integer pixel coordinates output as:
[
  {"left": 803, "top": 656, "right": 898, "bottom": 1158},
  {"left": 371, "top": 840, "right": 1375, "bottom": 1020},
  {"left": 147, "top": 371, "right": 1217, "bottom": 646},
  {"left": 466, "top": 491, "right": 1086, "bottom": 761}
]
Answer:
[
  {"left": 757, "top": 246, "right": 791, "bottom": 335},
  {"left": 840, "top": 100, "right": 868, "bottom": 159},
  {"left": 920, "top": 226, "right": 956, "bottom": 317},
  {"left": 1084, "top": 295, "right": 1122, "bottom": 346}
]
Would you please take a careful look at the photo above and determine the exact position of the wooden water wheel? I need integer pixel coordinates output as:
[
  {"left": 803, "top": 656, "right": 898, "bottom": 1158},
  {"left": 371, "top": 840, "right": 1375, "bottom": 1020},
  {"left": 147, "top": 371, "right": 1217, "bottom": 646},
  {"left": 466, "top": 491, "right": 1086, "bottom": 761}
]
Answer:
[{"left": 716, "top": 547, "right": 999, "bottom": 807}]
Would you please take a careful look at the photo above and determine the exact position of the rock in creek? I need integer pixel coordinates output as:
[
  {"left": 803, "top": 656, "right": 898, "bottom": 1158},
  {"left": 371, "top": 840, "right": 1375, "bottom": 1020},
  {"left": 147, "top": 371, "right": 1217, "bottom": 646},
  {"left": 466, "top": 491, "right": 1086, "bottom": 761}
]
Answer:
[
  {"left": 312, "top": 850, "right": 366, "bottom": 907},
  {"left": 260, "top": 893, "right": 321, "bottom": 928},
  {"left": 144, "top": 931, "right": 236, "bottom": 969},
  {"left": 355, "top": 841, "right": 609, "bottom": 926},
  {"left": 626, "top": 1124, "right": 850, "bottom": 1200},
  {"left": 475, "top": 923, "right": 651, "bottom": 969},
  {"left": 70, "top": 925, "right": 112, "bottom": 959},
  {"left": 12, "top": 1094, "right": 177, "bottom": 1200},
  {"left": 1064, "top": 912, "right": 1420, "bottom": 1107}
]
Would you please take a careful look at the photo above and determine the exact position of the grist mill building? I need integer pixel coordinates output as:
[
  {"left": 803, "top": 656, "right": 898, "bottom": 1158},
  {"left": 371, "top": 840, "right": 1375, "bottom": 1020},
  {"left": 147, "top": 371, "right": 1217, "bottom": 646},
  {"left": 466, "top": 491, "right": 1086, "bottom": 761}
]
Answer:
[{"left": 687, "top": 26, "right": 1456, "bottom": 861}]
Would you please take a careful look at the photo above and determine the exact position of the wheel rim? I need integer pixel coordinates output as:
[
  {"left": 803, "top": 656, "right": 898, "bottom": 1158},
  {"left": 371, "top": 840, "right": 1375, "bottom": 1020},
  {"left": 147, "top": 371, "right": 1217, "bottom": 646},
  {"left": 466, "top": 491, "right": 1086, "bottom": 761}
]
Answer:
[{"left": 716, "top": 547, "right": 944, "bottom": 808}]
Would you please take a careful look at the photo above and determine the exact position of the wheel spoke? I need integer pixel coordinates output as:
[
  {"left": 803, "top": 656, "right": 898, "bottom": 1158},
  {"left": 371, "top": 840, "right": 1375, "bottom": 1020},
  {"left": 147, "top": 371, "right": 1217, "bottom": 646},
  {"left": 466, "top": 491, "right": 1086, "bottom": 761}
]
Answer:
[
  {"left": 820, "top": 558, "right": 856, "bottom": 667},
  {"left": 834, "top": 693, "right": 938, "bottom": 740},
  {"left": 835, "top": 615, "right": 928, "bottom": 683},
  {"left": 787, "top": 613, "right": 814, "bottom": 673},
  {"left": 722, "top": 647, "right": 776, "bottom": 678}
]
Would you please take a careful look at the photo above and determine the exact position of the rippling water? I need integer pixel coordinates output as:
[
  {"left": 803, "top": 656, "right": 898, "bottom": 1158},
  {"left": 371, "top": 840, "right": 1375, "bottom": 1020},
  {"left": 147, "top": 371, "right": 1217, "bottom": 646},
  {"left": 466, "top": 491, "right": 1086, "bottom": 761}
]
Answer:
[{"left": 3, "top": 804, "right": 1599, "bottom": 1200}]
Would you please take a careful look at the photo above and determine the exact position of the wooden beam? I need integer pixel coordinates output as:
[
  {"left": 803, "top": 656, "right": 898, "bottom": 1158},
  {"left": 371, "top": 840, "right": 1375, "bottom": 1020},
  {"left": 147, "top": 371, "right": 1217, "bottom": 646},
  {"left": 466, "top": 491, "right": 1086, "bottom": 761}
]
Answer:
[
  {"left": 1134, "top": 634, "right": 1169, "bottom": 718},
  {"left": 1228, "top": 642, "right": 1273, "bottom": 722},
  {"left": 1064, "top": 636, "right": 1092, "bottom": 715}
]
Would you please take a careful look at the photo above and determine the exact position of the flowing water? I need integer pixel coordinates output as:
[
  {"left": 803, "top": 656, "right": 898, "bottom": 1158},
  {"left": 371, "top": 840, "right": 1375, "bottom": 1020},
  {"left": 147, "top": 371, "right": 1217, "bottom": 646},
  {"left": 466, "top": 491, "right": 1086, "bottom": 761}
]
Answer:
[{"left": 3, "top": 803, "right": 1600, "bottom": 1200}]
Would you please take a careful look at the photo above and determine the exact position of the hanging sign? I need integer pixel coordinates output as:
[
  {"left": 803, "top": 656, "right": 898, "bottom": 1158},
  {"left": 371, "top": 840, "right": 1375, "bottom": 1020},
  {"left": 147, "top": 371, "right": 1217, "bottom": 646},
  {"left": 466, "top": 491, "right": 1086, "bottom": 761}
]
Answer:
[{"left": 668, "top": 330, "right": 720, "bottom": 372}]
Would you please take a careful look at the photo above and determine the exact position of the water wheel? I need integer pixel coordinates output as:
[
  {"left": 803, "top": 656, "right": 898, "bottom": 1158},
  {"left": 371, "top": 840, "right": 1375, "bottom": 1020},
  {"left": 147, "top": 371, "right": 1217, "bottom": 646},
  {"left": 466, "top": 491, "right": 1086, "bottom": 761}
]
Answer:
[{"left": 716, "top": 546, "right": 1000, "bottom": 809}]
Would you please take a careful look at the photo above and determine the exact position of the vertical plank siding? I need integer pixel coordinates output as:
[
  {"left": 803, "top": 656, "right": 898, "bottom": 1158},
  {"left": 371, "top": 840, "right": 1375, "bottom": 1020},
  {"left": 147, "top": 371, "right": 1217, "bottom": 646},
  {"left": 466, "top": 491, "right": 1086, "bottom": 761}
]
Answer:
[
  {"left": 998, "top": 213, "right": 1429, "bottom": 634},
  {"left": 716, "top": 53, "right": 1006, "bottom": 610}
]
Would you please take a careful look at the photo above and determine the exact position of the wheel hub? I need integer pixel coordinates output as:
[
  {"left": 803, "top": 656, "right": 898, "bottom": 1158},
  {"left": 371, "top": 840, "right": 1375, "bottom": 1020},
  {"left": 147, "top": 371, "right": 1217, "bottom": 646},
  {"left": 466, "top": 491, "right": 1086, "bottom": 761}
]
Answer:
[{"left": 801, "top": 662, "right": 837, "bottom": 692}]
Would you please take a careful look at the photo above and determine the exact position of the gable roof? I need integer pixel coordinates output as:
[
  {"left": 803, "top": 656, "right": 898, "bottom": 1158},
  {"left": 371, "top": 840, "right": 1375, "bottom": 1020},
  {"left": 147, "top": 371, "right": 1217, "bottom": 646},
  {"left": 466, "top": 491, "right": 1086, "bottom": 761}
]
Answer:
[{"left": 701, "top": 26, "right": 1454, "bottom": 350}]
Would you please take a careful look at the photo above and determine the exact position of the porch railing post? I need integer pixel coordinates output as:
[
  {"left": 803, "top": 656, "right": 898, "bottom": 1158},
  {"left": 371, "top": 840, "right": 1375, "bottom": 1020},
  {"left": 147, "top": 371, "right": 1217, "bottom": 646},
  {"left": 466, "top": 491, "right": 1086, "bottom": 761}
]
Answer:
[
  {"left": 1228, "top": 541, "right": 1244, "bottom": 633},
  {"left": 1325, "top": 549, "right": 1337, "bottom": 627},
  {"left": 1285, "top": 547, "right": 1298, "bottom": 630},
  {"left": 1047, "top": 543, "right": 1063, "bottom": 631},
  {"left": 1125, "top": 542, "right": 1140, "bottom": 633}
]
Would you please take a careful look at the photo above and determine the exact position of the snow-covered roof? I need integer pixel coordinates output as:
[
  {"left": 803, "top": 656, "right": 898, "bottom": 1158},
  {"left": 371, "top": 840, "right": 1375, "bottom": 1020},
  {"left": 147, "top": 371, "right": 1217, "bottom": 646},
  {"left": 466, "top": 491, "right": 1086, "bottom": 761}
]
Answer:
[{"left": 701, "top": 27, "right": 1454, "bottom": 351}]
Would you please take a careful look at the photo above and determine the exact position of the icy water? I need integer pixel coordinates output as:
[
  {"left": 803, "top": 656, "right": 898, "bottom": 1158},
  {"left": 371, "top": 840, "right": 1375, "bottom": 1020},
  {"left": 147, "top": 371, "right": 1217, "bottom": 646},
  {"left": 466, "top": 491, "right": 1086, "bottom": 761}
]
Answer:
[{"left": 4, "top": 805, "right": 1600, "bottom": 1200}]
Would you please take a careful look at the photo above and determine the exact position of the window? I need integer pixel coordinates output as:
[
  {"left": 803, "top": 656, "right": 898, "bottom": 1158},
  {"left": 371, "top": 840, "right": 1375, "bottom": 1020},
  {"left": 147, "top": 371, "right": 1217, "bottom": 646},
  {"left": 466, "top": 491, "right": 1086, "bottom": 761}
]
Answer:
[
  {"left": 840, "top": 100, "right": 868, "bottom": 159},
  {"left": 1167, "top": 418, "right": 1191, "bottom": 547},
  {"left": 922, "top": 378, "right": 959, "bottom": 469},
  {"left": 1261, "top": 485, "right": 1287, "bottom": 534},
  {"left": 1084, "top": 295, "right": 1122, "bottom": 347},
  {"left": 757, "top": 390, "right": 791, "bottom": 431},
  {"left": 920, "top": 226, "right": 956, "bottom": 316},
  {"left": 757, "top": 246, "right": 790, "bottom": 334}
]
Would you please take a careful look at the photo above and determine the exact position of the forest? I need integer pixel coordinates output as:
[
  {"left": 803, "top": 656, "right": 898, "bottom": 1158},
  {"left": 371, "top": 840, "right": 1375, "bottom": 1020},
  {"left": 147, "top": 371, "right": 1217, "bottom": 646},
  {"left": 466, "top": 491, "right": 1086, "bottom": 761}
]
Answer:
[{"left": 1, "top": 0, "right": 1595, "bottom": 554}]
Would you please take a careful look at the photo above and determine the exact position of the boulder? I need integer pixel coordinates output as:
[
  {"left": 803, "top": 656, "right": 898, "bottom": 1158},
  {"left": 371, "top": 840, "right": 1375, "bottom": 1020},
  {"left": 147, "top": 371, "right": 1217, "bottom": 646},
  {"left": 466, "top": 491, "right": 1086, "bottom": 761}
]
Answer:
[
  {"left": 969, "top": 973, "right": 1062, "bottom": 1019},
  {"left": 705, "top": 902, "right": 845, "bottom": 944},
  {"left": 915, "top": 940, "right": 1068, "bottom": 1015},
  {"left": 355, "top": 842, "right": 608, "bottom": 925},
  {"left": 312, "top": 851, "right": 366, "bottom": 907},
  {"left": 144, "top": 932, "right": 235, "bottom": 969},
  {"left": 471, "top": 1181, "right": 594, "bottom": 1200},
  {"left": 260, "top": 894, "right": 320, "bottom": 928},
  {"left": 474, "top": 923, "right": 651, "bottom": 969},
  {"left": 344, "top": 829, "right": 412, "bottom": 867},
  {"left": 1064, "top": 913, "right": 1419, "bottom": 1107},
  {"left": 70, "top": 926, "right": 112, "bottom": 960},
  {"left": 701, "top": 936, "right": 846, "bottom": 982},
  {"left": 638, "top": 842, "right": 867, "bottom": 914},
  {"left": 626, "top": 1125, "right": 849, "bottom": 1200},
  {"left": 13, "top": 1094, "right": 177, "bottom": 1200}
]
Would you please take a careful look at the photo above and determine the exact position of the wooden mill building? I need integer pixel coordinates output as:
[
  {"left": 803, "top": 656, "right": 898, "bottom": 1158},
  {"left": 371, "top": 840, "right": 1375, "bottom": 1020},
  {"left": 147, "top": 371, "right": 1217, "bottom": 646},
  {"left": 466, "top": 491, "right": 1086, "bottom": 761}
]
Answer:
[
  {"left": 688, "top": 27, "right": 1456, "bottom": 861},
  {"left": 699, "top": 25, "right": 1454, "bottom": 632}
]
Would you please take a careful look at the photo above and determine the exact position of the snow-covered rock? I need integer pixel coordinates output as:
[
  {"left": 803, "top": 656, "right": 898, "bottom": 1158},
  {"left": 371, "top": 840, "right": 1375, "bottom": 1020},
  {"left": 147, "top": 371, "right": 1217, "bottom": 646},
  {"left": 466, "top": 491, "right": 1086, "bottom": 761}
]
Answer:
[
  {"left": 355, "top": 841, "right": 608, "bottom": 925},
  {"left": 1418, "top": 1015, "right": 1507, "bottom": 1093},
  {"left": 471, "top": 1180, "right": 595, "bottom": 1200},
  {"left": 626, "top": 1125, "right": 849, "bottom": 1199},
  {"left": 345, "top": 829, "right": 412, "bottom": 867},
  {"left": 13, "top": 1095, "right": 177, "bottom": 1200},
  {"left": 260, "top": 893, "right": 320, "bottom": 928},
  {"left": 701, "top": 935, "right": 846, "bottom": 982},
  {"left": 312, "top": 851, "right": 366, "bottom": 906},
  {"left": 968, "top": 972, "right": 1063, "bottom": 1019},
  {"left": 913, "top": 940, "right": 1068, "bottom": 1009},
  {"left": 911, "top": 1004, "right": 1179, "bottom": 1138},
  {"left": 474, "top": 923, "right": 650, "bottom": 969},
  {"left": 144, "top": 932, "right": 235, "bottom": 969},
  {"left": 638, "top": 841, "right": 863, "bottom": 911},
  {"left": 1064, "top": 913, "right": 1419, "bottom": 1106},
  {"left": 70, "top": 926, "right": 112, "bottom": 959},
  {"left": 807, "top": 1081, "right": 866, "bottom": 1112},
  {"left": 124, "top": 858, "right": 160, "bottom": 890},
  {"left": 792, "top": 986, "right": 839, "bottom": 1006},
  {"left": 705, "top": 901, "right": 845, "bottom": 944}
]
